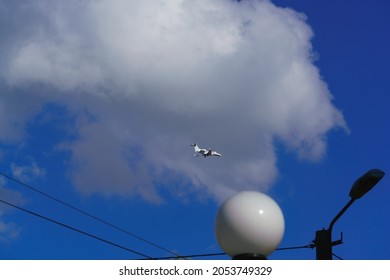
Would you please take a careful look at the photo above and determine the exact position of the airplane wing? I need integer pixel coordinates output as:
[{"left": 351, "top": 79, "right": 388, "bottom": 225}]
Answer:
[{"left": 210, "top": 150, "right": 222, "bottom": 157}]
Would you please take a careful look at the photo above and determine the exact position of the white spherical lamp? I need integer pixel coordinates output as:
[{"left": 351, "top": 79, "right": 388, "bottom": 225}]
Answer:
[{"left": 215, "top": 191, "right": 285, "bottom": 259}]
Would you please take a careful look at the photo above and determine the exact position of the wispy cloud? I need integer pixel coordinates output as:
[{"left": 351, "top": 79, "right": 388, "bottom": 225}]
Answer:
[
  {"left": 0, "top": 0, "right": 347, "bottom": 202},
  {"left": 11, "top": 161, "right": 46, "bottom": 182},
  {"left": 0, "top": 178, "right": 25, "bottom": 242},
  {"left": 0, "top": 219, "right": 21, "bottom": 243}
]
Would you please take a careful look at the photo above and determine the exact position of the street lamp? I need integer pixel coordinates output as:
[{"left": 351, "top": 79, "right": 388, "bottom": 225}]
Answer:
[
  {"left": 313, "top": 169, "right": 385, "bottom": 259},
  {"left": 215, "top": 191, "right": 285, "bottom": 259}
]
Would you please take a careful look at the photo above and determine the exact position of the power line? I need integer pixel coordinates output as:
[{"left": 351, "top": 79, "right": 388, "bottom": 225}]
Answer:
[
  {"left": 0, "top": 198, "right": 153, "bottom": 259},
  {"left": 332, "top": 252, "right": 344, "bottom": 260},
  {"left": 0, "top": 183, "right": 323, "bottom": 260},
  {"left": 0, "top": 171, "right": 180, "bottom": 258},
  {"left": 0, "top": 172, "right": 320, "bottom": 260},
  {"left": 276, "top": 244, "right": 315, "bottom": 250},
  {"left": 141, "top": 252, "right": 227, "bottom": 260},
  {"left": 144, "top": 244, "right": 315, "bottom": 260}
]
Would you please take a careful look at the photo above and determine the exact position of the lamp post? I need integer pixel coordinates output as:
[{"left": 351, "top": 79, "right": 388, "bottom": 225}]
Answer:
[
  {"left": 313, "top": 169, "right": 385, "bottom": 260},
  {"left": 214, "top": 191, "right": 285, "bottom": 259}
]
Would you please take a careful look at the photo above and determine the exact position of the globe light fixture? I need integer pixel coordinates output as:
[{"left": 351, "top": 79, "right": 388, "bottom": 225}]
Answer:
[{"left": 215, "top": 191, "right": 285, "bottom": 259}]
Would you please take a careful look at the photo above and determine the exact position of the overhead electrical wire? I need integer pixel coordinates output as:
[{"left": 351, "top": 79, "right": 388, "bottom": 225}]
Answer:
[
  {"left": 1, "top": 172, "right": 330, "bottom": 260},
  {"left": 0, "top": 171, "right": 180, "bottom": 258},
  {"left": 141, "top": 252, "right": 226, "bottom": 260},
  {"left": 145, "top": 244, "right": 316, "bottom": 260},
  {"left": 332, "top": 252, "right": 344, "bottom": 260},
  {"left": 0, "top": 193, "right": 333, "bottom": 260},
  {"left": 0, "top": 198, "right": 153, "bottom": 259}
]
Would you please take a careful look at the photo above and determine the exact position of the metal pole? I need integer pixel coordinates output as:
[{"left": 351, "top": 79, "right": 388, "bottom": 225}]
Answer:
[
  {"left": 314, "top": 198, "right": 356, "bottom": 260},
  {"left": 314, "top": 229, "right": 332, "bottom": 259},
  {"left": 328, "top": 198, "right": 356, "bottom": 233}
]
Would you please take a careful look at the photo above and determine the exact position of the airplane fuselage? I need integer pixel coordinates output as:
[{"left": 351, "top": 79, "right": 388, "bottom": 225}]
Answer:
[{"left": 191, "top": 143, "right": 221, "bottom": 157}]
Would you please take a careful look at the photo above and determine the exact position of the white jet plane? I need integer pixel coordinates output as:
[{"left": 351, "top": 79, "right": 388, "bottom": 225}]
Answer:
[{"left": 190, "top": 143, "right": 222, "bottom": 157}]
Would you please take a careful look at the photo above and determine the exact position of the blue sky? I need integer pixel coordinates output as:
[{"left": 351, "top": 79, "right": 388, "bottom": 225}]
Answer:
[{"left": 0, "top": 0, "right": 389, "bottom": 260}]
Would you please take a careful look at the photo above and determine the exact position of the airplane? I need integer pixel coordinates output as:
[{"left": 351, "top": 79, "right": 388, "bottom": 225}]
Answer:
[{"left": 190, "top": 143, "right": 222, "bottom": 157}]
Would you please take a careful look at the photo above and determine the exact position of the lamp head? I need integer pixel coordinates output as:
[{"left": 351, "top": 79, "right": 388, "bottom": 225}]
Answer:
[
  {"left": 214, "top": 191, "right": 284, "bottom": 258},
  {"left": 349, "top": 169, "right": 385, "bottom": 199}
]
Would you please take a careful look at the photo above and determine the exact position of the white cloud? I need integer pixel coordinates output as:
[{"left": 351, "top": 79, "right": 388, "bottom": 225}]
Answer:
[
  {"left": 11, "top": 161, "right": 47, "bottom": 182},
  {"left": 0, "top": 0, "right": 347, "bottom": 202},
  {"left": 0, "top": 180, "right": 25, "bottom": 242},
  {"left": 0, "top": 88, "right": 44, "bottom": 144},
  {"left": 0, "top": 219, "right": 21, "bottom": 243}
]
